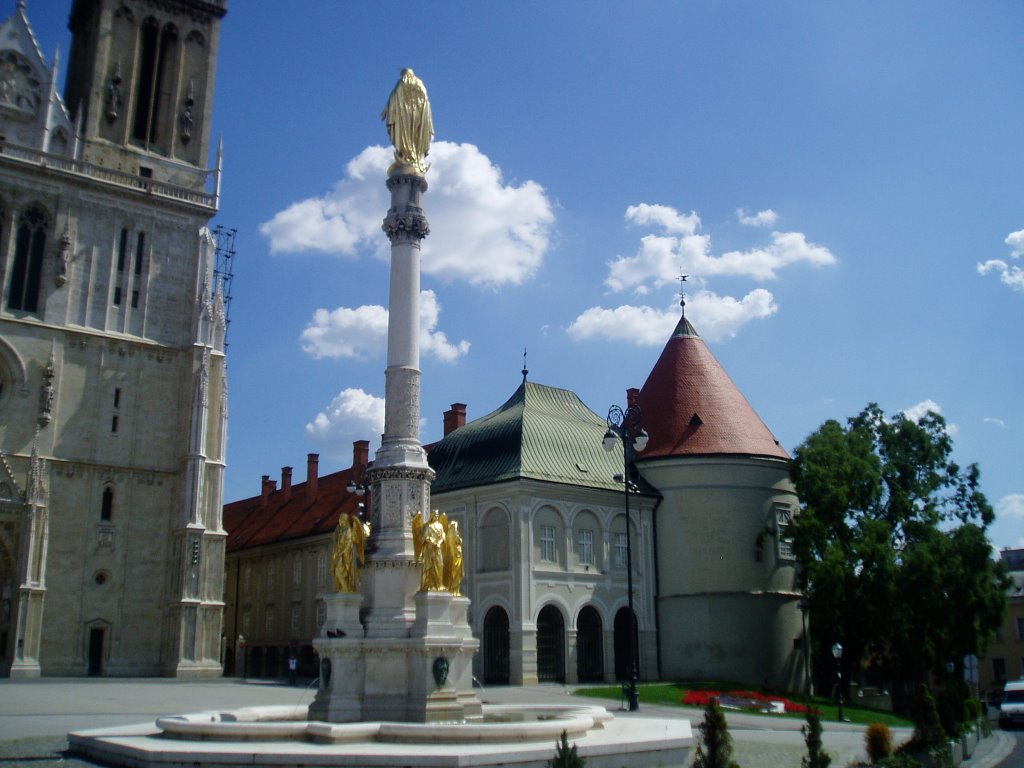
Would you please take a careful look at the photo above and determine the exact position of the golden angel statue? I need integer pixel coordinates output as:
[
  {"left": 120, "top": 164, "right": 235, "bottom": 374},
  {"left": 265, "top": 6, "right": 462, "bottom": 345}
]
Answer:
[
  {"left": 418, "top": 509, "right": 447, "bottom": 591},
  {"left": 381, "top": 68, "right": 434, "bottom": 176},
  {"left": 331, "top": 513, "right": 369, "bottom": 593},
  {"left": 444, "top": 520, "right": 464, "bottom": 596},
  {"left": 411, "top": 511, "right": 424, "bottom": 564}
]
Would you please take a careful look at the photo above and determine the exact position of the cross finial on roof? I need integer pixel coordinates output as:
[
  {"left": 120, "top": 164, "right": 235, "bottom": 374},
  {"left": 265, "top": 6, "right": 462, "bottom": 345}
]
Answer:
[{"left": 521, "top": 348, "right": 529, "bottom": 383}]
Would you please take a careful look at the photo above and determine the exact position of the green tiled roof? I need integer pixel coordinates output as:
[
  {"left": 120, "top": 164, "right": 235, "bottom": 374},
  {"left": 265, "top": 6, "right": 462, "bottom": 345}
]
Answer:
[{"left": 429, "top": 381, "right": 629, "bottom": 494}]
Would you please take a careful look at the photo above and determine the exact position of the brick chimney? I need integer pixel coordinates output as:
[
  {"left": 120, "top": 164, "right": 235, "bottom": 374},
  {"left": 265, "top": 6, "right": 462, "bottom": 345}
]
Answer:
[
  {"left": 443, "top": 403, "right": 467, "bottom": 436},
  {"left": 260, "top": 475, "right": 276, "bottom": 506},
  {"left": 281, "top": 466, "right": 293, "bottom": 502},
  {"left": 352, "top": 440, "right": 369, "bottom": 477},
  {"left": 626, "top": 387, "right": 640, "bottom": 408},
  {"left": 306, "top": 453, "right": 319, "bottom": 502}
]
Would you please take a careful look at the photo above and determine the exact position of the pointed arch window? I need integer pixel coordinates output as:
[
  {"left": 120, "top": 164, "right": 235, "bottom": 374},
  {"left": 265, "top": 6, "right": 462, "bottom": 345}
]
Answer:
[
  {"left": 6, "top": 206, "right": 47, "bottom": 313},
  {"left": 101, "top": 486, "right": 114, "bottom": 522},
  {"left": 132, "top": 19, "right": 179, "bottom": 149}
]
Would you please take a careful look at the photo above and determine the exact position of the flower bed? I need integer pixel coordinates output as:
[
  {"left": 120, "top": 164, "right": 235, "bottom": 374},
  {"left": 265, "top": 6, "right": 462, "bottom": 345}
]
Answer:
[{"left": 682, "top": 689, "right": 812, "bottom": 714}]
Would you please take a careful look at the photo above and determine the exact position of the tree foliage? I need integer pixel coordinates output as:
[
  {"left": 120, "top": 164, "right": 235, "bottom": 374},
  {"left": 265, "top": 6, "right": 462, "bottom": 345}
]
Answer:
[
  {"left": 802, "top": 708, "right": 831, "bottom": 768},
  {"left": 789, "top": 403, "right": 1007, "bottom": 701},
  {"left": 547, "top": 730, "right": 585, "bottom": 768},
  {"left": 693, "top": 698, "right": 741, "bottom": 768}
]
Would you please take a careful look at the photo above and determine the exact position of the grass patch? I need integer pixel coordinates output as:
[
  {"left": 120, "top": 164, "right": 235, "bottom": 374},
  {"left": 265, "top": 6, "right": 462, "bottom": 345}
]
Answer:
[{"left": 574, "top": 682, "right": 913, "bottom": 727}]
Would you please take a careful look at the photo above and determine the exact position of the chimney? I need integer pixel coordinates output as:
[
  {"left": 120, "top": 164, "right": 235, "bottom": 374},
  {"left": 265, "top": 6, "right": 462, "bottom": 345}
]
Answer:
[
  {"left": 306, "top": 453, "right": 319, "bottom": 502},
  {"left": 281, "top": 466, "right": 293, "bottom": 502},
  {"left": 352, "top": 440, "right": 369, "bottom": 476},
  {"left": 260, "top": 475, "right": 276, "bottom": 506},
  {"left": 443, "top": 403, "right": 467, "bottom": 436},
  {"left": 626, "top": 388, "right": 640, "bottom": 409}
]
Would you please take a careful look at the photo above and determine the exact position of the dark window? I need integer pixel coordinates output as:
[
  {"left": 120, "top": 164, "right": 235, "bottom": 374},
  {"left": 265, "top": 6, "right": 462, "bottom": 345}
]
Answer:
[
  {"left": 117, "top": 228, "right": 128, "bottom": 272},
  {"left": 113, "top": 388, "right": 121, "bottom": 408},
  {"left": 101, "top": 487, "right": 113, "bottom": 521},
  {"left": 113, "top": 286, "right": 121, "bottom": 305},
  {"left": 111, "top": 415, "right": 119, "bottom": 433},
  {"left": 134, "top": 232, "right": 144, "bottom": 274},
  {"left": 132, "top": 19, "right": 177, "bottom": 148},
  {"left": 6, "top": 206, "right": 47, "bottom": 312},
  {"left": 131, "top": 290, "right": 139, "bottom": 308}
]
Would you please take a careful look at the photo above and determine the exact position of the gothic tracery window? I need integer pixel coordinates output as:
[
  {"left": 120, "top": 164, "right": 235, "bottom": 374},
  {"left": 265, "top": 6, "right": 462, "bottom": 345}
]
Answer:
[{"left": 6, "top": 205, "right": 47, "bottom": 313}]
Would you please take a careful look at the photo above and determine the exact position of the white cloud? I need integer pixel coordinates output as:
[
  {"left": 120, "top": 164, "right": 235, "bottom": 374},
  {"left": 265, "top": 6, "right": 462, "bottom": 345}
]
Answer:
[
  {"left": 606, "top": 203, "right": 836, "bottom": 292},
  {"left": 902, "top": 399, "right": 958, "bottom": 436},
  {"left": 737, "top": 208, "right": 779, "bottom": 227},
  {"left": 566, "top": 304, "right": 680, "bottom": 346},
  {"left": 997, "top": 494, "right": 1024, "bottom": 520},
  {"left": 1007, "top": 229, "right": 1024, "bottom": 258},
  {"left": 688, "top": 288, "right": 778, "bottom": 341},
  {"left": 978, "top": 259, "right": 1024, "bottom": 292},
  {"left": 260, "top": 142, "right": 555, "bottom": 288},
  {"left": 566, "top": 288, "right": 777, "bottom": 346},
  {"left": 626, "top": 204, "right": 700, "bottom": 235},
  {"left": 983, "top": 417, "right": 1008, "bottom": 429},
  {"left": 976, "top": 229, "right": 1024, "bottom": 292},
  {"left": 306, "top": 387, "right": 386, "bottom": 454},
  {"left": 301, "top": 289, "right": 469, "bottom": 362}
]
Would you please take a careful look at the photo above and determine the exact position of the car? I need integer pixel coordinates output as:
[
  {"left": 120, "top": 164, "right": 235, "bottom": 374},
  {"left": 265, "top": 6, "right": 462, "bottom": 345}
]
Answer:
[{"left": 999, "top": 680, "right": 1024, "bottom": 729}]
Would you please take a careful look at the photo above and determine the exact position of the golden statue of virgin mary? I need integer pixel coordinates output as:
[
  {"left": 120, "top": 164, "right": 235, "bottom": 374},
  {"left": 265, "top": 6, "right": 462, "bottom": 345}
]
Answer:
[{"left": 381, "top": 68, "right": 434, "bottom": 176}]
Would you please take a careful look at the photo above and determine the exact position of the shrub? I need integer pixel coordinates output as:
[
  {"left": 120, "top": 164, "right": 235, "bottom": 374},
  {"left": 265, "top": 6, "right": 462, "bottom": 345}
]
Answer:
[
  {"left": 547, "top": 730, "right": 585, "bottom": 768},
  {"left": 802, "top": 708, "right": 831, "bottom": 768},
  {"left": 865, "top": 723, "right": 893, "bottom": 765},
  {"left": 693, "top": 698, "right": 741, "bottom": 768}
]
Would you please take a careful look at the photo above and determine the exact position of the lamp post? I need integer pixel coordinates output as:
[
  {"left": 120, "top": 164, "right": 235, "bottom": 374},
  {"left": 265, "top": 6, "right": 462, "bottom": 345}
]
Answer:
[
  {"left": 832, "top": 641, "right": 845, "bottom": 722},
  {"left": 603, "top": 402, "right": 648, "bottom": 712}
]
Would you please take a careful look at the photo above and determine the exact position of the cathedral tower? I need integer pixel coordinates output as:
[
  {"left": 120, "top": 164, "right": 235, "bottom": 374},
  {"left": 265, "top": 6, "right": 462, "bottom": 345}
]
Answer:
[{"left": 0, "top": 0, "right": 228, "bottom": 677}]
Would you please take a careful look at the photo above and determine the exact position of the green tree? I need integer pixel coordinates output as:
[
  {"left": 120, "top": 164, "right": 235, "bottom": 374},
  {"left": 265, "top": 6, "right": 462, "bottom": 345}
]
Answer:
[
  {"left": 802, "top": 708, "right": 831, "bottom": 768},
  {"left": 547, "top": 730, "right": 585, "bottom": 768},
  {"left": 789, "top": 403, "right": 1007, "bottom": 705},
  {"left": 693, "top": 699, "right": 740, "bottom": 768}
]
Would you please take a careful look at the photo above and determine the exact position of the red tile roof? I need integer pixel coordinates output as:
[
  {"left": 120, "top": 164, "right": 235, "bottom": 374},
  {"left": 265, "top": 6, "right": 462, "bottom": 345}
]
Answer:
[
  {"left": 223, "top": 466, "right": 364, "bottom": 553},
  {"left": 637, "top": 317, "right": 789, "bottom": 461}
]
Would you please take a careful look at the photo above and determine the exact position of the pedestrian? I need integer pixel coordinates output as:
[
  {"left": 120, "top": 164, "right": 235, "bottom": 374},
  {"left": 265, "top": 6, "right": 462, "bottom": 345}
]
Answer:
[{"left": 288, "top": 655, "right": 297, "bottom": 686}]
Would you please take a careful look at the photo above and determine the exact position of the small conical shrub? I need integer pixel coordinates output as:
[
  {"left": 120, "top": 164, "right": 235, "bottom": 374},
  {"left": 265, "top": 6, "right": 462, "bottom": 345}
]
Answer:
[
  {"left": 864, "top": 722, "right": 892, "bottom": 765},
  {"left": 802, "top": 708, "right": 831, "bottom": 768},
  {"left": 693, "top": 698, "right": 740, "bottom": 768},
  {"left": 548, "top": 730, "right": 585, "bottom": 768}
]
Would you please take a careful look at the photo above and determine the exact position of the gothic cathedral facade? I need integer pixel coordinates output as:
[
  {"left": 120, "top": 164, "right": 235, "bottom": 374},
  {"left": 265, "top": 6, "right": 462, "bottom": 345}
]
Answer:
[{"left": 0, "top": 0, "right": 228, "bottom": 677}]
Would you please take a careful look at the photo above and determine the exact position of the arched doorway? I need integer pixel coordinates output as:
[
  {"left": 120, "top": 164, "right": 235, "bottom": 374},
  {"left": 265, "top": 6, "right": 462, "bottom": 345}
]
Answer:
[
  {"left": 613, "top": 607, "right": 638, "bottom": 682},
  {"left": 576, "top": 606, "right": 603, "bottom": 682},
  {"left": 536, "top": 605, "right": 565, "bottom": 683},
  {"left": 483, "top": 606, "right": 510, "bottom": 684}
]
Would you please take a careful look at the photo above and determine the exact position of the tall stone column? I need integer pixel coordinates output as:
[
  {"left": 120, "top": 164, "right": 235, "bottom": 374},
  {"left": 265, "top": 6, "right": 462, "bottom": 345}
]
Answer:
[{"left": 360, "top": 173, "right": 435, "bottom": 639}]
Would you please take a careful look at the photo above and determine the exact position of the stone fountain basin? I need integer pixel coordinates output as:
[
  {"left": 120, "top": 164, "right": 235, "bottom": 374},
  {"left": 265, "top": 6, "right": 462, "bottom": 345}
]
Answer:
[{"left": 157, "top": 703, "right": 612, "bottom": 744}]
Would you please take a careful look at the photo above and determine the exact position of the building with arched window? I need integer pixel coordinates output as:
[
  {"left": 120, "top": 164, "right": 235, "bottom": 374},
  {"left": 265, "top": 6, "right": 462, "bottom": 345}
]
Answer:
[
  {"left": 223, "top": 313, "right": 808, "bottom": 693},
  {"left": 0, "top": 0, "right": 228, "bottom": 678}
]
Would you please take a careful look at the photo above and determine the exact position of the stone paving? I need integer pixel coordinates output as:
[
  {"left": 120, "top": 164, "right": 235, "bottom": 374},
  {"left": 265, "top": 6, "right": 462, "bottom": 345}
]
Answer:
[{"left": 0, "top": 677, "right": 1013, "bottom": 767}]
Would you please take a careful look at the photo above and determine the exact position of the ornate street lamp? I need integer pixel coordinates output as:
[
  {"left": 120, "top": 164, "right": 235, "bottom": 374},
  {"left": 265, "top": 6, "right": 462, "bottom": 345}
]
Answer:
[
  {"left": 603, "top": 402, "right": 648, "bottom": 712},
  {"left": 832, "top": 641, "right": 845, "bottom": 722}
]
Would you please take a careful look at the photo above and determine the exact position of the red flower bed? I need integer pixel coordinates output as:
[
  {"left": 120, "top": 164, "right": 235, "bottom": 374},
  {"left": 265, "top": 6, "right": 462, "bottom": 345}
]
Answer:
[{"left": 681, "top": 689, "right": 812, "bottom": 714}]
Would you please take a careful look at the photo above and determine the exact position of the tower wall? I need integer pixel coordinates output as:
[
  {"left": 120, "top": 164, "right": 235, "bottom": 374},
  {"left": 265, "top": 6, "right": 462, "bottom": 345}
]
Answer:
[{"left": 640, "top": 455, "right": 807, "bottom": 692}]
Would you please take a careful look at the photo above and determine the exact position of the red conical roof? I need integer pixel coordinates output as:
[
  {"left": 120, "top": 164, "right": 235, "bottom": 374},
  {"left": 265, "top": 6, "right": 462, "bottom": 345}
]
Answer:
[{"left": 637, "top": 317, "right": 789, "bottom": 460}]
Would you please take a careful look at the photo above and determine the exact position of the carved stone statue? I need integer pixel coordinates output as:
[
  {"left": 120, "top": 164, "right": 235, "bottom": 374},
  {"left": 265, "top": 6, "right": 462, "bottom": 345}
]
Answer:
[
  {"left": 331, "top": 514, "right": 369, "bottom": 593},
  {"left": 381, "top": 68, "right": 433, "bottom": 176},
  {"left": 444, "top": 520, "right": 464, "bottom": 596}
]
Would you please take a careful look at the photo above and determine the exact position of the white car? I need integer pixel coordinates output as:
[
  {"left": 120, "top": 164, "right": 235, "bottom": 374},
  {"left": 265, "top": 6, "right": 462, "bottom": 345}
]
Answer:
[{"left": 999, "top": 680, "right": 1024, "bottom": 729}]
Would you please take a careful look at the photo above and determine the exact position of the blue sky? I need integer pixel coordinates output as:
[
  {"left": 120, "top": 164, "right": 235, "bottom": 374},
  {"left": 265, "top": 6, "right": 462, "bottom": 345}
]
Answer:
[{"left": 27, "top": 2, "right": 1024, "bottom": 545}]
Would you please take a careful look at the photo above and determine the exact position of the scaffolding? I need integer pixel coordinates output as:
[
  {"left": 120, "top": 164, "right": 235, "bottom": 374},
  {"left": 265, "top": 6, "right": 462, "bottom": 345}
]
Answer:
[{"left": 213, "top": 225, "right": 237, "bottom": 349}]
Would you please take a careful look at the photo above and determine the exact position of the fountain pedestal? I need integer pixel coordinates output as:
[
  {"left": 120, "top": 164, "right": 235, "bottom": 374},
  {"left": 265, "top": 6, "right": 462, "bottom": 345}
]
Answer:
[{"left": 310, "top": 590, "right": 480, "bottom": 723}]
